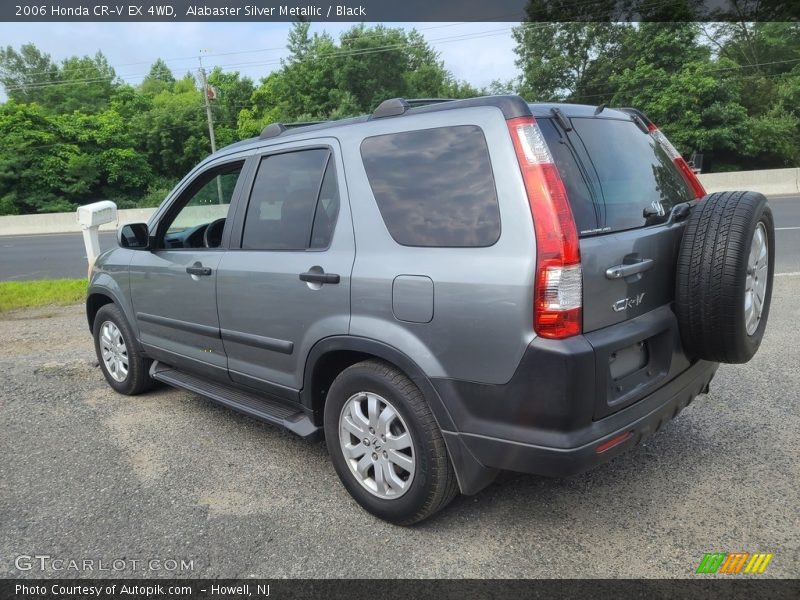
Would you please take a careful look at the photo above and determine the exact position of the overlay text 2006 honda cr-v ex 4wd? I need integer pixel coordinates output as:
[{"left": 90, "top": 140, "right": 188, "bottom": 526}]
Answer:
[{"left": 87, "top": 95, "right": 775, "bottom": 524}]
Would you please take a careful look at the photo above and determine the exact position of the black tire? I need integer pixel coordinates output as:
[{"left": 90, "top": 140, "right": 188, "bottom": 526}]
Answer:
[
  {"left": 676, "top": 191, "right": 775, "bottom": 364},
  {"left": 324, "top": 360, "right": 458, "bottom": 525},
  {"left": 93, "top": 303, "right": 155, "bottom": 395}
]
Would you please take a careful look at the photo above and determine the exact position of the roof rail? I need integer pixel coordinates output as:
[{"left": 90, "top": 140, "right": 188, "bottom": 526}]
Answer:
[
  {"left": 372, "top": 98, "right": 410, "bottom": 119},
  {"left": 260, "top": 123, "right": 286, "bottom": 139},
  {"left": 259, "top": 120, "right": 327, "bottom": 139},
  {"left": 405, "top": 98, "right": 457, "bottom": 107},
  {"left": 372, "top": 97, "right": 457, "bottom": 119}
]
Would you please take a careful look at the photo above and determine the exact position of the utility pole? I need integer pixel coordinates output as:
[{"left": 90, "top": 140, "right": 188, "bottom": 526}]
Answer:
[
  {"left": 198, "top": 53, "right": 223, "bottom": 204},
  {"left": 198, "top": 55, "right": 217, "bottom": 153}
]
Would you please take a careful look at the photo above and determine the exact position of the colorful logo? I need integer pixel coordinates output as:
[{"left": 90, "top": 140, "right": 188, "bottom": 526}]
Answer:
[{"left": 696, "top": 552, "right": 773, "bottom": 574}]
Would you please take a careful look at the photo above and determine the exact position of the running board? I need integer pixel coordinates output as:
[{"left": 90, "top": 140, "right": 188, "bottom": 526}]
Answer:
[{"left": 150, "top": 361, "right": 320, "bottom": 439}]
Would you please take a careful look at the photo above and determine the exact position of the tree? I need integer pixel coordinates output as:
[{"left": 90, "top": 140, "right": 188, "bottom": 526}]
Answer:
[
  {"left": 0, "top": 44, "right": 59, "bottom": 106},
  {"left": 141, "top": 58, "right": 175, "bottom": 96},
  {"left": 0, "top": 45, "right": 116, "bottom": 113},
  {"left": 238, "top": 22, "right": 477, "bottom": 138},
  {"left": 57, "top": 52, "right": 117, "bottom": 113},
  {"left": 511, "top": 19, "right": 800, "bottom": 171},
  {"left": 206, "top": 67, "right": 255, "bottom": 147},
  {"left": 512, "top": 22, "right": 625, "bottom": 102},
  {"left": 130, "top": 73, "right": 208, "bottom": 179}
]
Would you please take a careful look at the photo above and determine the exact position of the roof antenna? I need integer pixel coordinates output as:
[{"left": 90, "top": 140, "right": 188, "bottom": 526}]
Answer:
[{"left": 594, "top": 103, "right": 606, "bottom": 116}]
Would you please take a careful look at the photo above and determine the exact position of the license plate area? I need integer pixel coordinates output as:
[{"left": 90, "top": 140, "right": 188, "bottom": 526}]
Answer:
[
  {"left": 609, "top": 341, "right": 649, "bottom": 380},
  {"left": 585, "top": 308, "right": 678, "bottom": 420}
]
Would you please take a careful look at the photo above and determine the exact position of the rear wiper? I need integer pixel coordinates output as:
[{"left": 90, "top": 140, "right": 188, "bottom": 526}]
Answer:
[
  {"left": 550, "top": 107, "right": 572, "bottom": 132},
  {"left": 666, "top": 201, "right": 693, "bottom": 224},
  {"left": 644, "top": 201, "right": 693, "bottom": 226}
]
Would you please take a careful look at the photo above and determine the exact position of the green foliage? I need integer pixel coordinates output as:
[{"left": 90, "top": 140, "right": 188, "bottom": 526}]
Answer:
[
  {"left": 0, "top": 23, "right": 798, "bottom": 216},
  {"left": 0, "top": 279, "right": 86, "bottom": 312},
  {"left": 238, "top": 22, "right": 479, "bottom": 136},
  {"left": 0, "top": 27, "right": 476, "bottom": 215},
  {"left": 0, "top": 44, "right": 116, "bottom": 113},
  {"left": 512, "top": 21, "right": 800, "bottom": 172}
]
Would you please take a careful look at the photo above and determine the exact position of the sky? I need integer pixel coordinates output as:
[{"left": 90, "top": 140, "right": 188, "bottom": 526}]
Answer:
[{"left": 0, "top": 22, "right": 519, "bottom": 98}]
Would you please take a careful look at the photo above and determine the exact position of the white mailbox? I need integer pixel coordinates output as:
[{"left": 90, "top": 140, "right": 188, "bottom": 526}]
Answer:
[
  {"left": 77, "top": 200, "right": 117, "bottom": 228},
  {"left": 76, "top": 200, "right": 118, "bottom": 277}
]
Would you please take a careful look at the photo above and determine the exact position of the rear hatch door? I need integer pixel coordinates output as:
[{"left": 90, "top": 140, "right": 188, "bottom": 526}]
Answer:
[{"left": 537, "top": 112, "right": 697, "bottom": 417}]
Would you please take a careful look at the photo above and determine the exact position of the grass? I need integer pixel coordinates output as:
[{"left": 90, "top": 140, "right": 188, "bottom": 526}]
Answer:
[{"left": 0, "top": 279, "right": 86, "bottom": 312}]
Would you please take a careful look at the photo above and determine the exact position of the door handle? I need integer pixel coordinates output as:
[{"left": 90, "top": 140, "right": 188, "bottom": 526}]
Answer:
[
  {"left": 605, "top": 259, "right": 654, "bottom": 279},
  {"left": 186, "top": 265, "right": 212, "bottom": 277},
  {"left": 299, "top": 271, "right": 340, "bottom": 284}
]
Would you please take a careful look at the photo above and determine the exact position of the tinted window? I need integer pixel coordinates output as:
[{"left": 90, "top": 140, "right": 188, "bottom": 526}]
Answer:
[
  {"left": 537, "top": 118, "right": 599, "bottom": 235},
  {"left": 554, "top": 117, "right": 693, "bottom": 235},
  {"left": 360, "top": 126, "right": 501, "bottom": 247},
  {"left": 310, "top": 160, "right": 340, "bottom": 249},
  {"left": 242, "top": 149, "right": 330, "bottom": 250}
]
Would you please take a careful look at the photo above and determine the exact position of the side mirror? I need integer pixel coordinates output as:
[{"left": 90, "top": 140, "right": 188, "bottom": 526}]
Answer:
[{"left": 117, "top": 223, "right": 149, "bottom": 249}]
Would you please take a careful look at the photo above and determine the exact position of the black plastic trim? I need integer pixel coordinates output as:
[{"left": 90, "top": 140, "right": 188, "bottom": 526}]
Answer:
[
  {"left": 221, "top": 328, "right": 294, "bottom": 354},
  {"left": 302, "top": 336, "right": 454, "bottom": 428},
  {"left": 227, "top": 369, "right": 301, "bottom": 403},
  {"left": 302, "top": 335, "right": 497, "bottom": 494},
  {"left": 151, "top": 362, "right": 318, "bottom": 439},
  {"left": 136, "top": 312, "right": 220, "bottom": 338},
  {"left": 452, "top": 359, "right": 717, "bottom": 477}
]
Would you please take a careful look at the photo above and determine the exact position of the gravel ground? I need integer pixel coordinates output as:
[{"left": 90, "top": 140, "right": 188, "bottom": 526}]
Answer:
[{"left": 1, "top": 277, "right": 798, "bottom": 579}]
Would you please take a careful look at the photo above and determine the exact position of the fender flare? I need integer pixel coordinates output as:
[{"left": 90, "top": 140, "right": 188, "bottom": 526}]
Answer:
[
  {"left": 302, "top": 335, "right": 456, "bottom": 431},
  {"left": 302, "top": 336, "right": 498, "bottom": 495},
  {"left": 86, "top": 278, "right": 137, "bottom": 338}
]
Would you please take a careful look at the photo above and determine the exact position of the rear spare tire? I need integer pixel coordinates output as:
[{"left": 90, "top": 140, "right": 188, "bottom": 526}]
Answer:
[{"left": 676, "top": 191, "right": 774, "bottom": 364}]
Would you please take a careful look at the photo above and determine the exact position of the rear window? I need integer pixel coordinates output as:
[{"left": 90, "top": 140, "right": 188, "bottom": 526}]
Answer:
[
  {"left": 539, "top": 116, "right": 693, "bottom": 236},
  {"left": 360, "top": 125, "right": 501, "bottom": 247}
]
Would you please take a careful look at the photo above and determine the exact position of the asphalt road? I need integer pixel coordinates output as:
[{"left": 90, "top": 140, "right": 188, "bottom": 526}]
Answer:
[
  {"left": 1, "top": 279, "right": 799, "bottom": 578},
  {"left": 1, "top": 194, "right": 799, "bottom": 280},
  {"left": 0, "top": 231, "right": 117, "bottom": 281}
]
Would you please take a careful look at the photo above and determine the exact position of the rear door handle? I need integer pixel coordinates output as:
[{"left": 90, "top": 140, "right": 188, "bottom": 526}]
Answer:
[
  {"left": 605, "top": 259, "right": 654, "bottom": 279},
  {"left": 186, "top": 265, "right": 212, "bottom": 277},
  {"left": 299, "top": 271, "right": 340, "bottom": 284}
]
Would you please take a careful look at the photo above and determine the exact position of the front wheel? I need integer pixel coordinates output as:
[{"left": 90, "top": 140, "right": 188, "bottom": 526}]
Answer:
[
  {"left": 93, "top": 303, "right": 154, "bottom": 395},
  {"left": 324, "top": 360, "right": 458, "bottom": 525}
]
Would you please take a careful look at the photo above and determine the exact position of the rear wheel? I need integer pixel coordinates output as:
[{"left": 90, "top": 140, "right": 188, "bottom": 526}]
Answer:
[
  {"left": 93, "top": 303, "right": 154, "bottom": 395},
  {"left": 675, "top": 191, "right": 775, "bottom": 363},
  {"left": 324, "top": 360, "right": 458, "bottom": 525}
]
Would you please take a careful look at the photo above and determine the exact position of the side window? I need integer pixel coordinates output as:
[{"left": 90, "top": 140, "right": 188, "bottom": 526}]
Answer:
[
  {"left": 360, "top": 125, "right": 501, "bottom": 247},
  {"left": 161, "top": 162, "right": 243, "bottom": 249},
  {"left": 241, "top": 149, "right": 336, "bottom": 251},
  {"left": 310, "top": 160, "right": 340, "bottom": 249}
]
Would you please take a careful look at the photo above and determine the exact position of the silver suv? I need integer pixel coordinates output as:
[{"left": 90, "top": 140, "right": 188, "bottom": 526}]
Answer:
[{"left": 87, "top": 96, "right": 775, "bottom": 524}]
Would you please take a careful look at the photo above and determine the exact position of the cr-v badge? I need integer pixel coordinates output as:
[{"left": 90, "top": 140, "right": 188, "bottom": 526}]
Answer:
[{"left": 612, "top": 292, "right": 646, "bottom": 312}]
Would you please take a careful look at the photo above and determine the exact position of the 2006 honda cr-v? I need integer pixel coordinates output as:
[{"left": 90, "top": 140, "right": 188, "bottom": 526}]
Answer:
[{"left": 87, "top": 95, "right": 775, "bottom": 524}]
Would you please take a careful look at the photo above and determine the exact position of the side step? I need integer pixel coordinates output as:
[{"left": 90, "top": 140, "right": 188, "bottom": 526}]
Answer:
[{"left": 150, "top": 361, "right": 320, "bottom": 439}]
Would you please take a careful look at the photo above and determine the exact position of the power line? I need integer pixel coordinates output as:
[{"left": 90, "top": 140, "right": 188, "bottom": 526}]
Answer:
[
  {"left": 1, "top": 20, "right": 507, "bottom": 82},
  {"left": 3, "top": 26, "right": 517, "bottom": 91},
  {"left": 0, "top": 0, "right": 690, "bottom": 90}
]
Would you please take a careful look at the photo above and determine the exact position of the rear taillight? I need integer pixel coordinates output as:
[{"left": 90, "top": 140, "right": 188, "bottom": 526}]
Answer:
[
  {"left": 507, "top": 116, "right": 582, "bottom": 339},
  {"left": 648, "top": 124, "right": 706, "bottom": 199}
]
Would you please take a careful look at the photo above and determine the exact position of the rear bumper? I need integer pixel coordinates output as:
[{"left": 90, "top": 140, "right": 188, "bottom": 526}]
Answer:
[
  {"left": 433, "top": 306, "right": 719, "bottom": 491},
  {"left": 441, "top": 358, "right": 717, "bottom": 479}
]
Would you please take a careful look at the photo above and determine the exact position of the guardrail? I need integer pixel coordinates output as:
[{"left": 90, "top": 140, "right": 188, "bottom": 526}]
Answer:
[
  {"left": 0, "top": 207, "right": 156, "bottom": 236},
  {"left": 697, "top": 167, "right": 799, "bottom": 195},
  {"left": 0, "top": 167, "right": 797, "bottom": 236}
]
